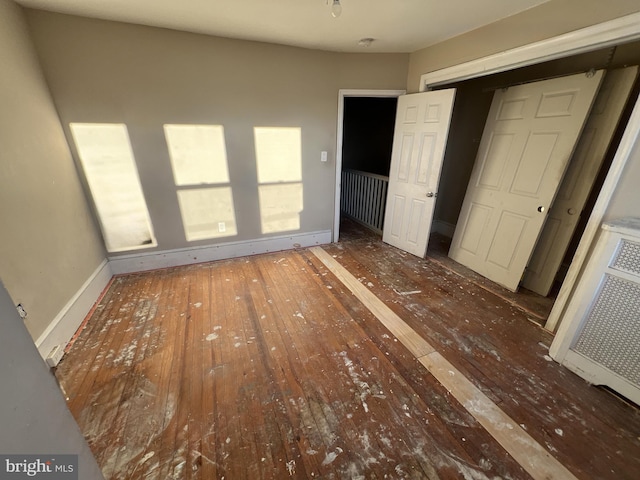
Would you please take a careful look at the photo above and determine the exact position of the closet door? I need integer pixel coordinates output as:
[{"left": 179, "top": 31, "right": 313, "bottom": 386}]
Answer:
[
  {"left": 523, "top": 67, "right": 638, "bottom": 296},
  {"left": 449, "top": 71, "right": 603, "bottom": 291}
]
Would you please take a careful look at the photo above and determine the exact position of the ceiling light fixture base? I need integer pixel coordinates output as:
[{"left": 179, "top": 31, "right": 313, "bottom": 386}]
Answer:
[{"left": 330, "top": 0, "right": 342, "bottom": 18}]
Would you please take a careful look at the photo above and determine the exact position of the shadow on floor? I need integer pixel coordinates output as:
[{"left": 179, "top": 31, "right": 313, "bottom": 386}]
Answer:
[{"left": 338, "top": 216, "right": 555, "bottom": 325}]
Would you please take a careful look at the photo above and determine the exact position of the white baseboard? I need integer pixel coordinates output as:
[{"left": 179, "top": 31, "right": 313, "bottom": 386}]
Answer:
[
  {"left": 35, "top": 259, "right": 113, "bottom": 363},
  {"left": 109, "top": 230, "right": 333, "bottom": 275},
  {"left": 432, "top": 220, "right": 455, "bottom": 238}
]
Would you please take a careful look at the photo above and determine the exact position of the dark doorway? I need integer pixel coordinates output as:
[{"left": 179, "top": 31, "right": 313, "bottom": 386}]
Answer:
[
  {"left": 342, "top": 97, "right": 397, "bottom": 176},
  {"left": 339, "top": 96, "right": 398, "bottom": 234}
]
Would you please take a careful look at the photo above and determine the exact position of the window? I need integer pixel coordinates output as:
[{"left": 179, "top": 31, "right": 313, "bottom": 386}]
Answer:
[
  {"left": 254, "top": 127, "right": 303, "bottom": 234},
  {"left": 70, "top": 123, "right": 156, "bottom": 252},
  {"left": 164, "top": 124, "right": 237, "bottom": 241}
]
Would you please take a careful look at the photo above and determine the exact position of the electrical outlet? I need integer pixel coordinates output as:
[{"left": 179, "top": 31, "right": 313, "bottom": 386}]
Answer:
[
  {"left": 16, "top": 304, "right": 27, "bottom": 319},
  {"left": 218, "top": 222, "right": 226, "bottom": 233}
]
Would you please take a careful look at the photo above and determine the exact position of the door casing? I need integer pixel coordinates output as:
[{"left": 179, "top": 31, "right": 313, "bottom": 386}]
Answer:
[{"left": 334, "top": 89, "right": 405, "bottom": 243}]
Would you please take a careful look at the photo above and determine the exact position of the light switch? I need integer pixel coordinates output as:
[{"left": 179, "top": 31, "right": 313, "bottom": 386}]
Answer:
[{"left": 321, "top": 151, "right": 328, "bottom": 162}]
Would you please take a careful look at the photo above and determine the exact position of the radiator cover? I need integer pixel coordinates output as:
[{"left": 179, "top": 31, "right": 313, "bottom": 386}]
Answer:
[
  {"left": 573, "top": 273, "right": 640, "bottom": 385},
  {"left": 550, "top": 218, "right": 640, "bottom": 405}
]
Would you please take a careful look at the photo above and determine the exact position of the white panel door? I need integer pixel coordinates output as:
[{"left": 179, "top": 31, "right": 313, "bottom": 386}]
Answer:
[
  {"left": 449, "top": 71, "right": 604, "bottom": 291},
  {"left": 523, "top": 67, "right": 638, "bottom": 296},
  {"left": 382, "top": 89, "right": 456, "bottom": 257}
]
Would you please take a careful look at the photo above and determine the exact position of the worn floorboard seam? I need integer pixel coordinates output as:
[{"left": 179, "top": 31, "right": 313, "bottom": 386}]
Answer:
[{"left": 310, "top": 246, "right": 577, "bottom": 480}]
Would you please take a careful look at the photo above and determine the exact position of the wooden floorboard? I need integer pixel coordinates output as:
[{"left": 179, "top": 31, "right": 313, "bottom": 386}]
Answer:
[
  {"left": 317, "top": 220, "right": 640, "bottom": 479},
  {"left": 55, "top": 222, "right": 640, "bottom": 480},
  {"left": 310, "top": 246, "right": 576, "bottom": 480}
]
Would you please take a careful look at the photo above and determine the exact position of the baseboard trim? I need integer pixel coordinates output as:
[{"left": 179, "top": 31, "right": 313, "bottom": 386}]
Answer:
[
  {"left": 432, "top": 220, "right": 455, "bottom": 238},
  {"left": 35, "top": 259, "right": 113, "bottom": 363},
  {"left": 109, "top": 230, "right": 333, "bottom": 275},
  {"left": 35, "top": 231, "right": 332, "bottom": 362}
]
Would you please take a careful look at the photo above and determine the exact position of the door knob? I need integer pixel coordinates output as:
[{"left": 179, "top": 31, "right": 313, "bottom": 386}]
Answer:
[
  {"left": 537, "top": 206, "right": 545, "bottom": 213},
  {"left": 426, "top": 192, "right": 436, "bottom": 198},
  {"left": 567, "top": 208, "right": 576, "bottom": 215}
]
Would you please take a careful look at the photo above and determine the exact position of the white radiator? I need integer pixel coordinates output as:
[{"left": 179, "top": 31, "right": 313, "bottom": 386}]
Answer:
[
  {"left": 341, "top": 169, "right": 389, "bottom": 233},
  {"left": 551, "top": 218, "right": 640, "bottom": 404}
]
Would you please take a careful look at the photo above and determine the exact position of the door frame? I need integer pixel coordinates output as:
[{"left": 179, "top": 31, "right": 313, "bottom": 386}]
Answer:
[
  {"left": 334, "top": 89, "right": 406, "bottom": 242},
  {"left": 418, "top": 12, "right": 640, "bottom": 332}
]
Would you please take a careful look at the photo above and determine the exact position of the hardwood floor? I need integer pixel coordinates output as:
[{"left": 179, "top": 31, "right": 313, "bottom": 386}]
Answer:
[{"left": 56, "top": 221, "right": 640, "bottom": 479}]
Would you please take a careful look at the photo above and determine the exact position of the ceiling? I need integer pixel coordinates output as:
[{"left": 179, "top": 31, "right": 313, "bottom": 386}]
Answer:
[{"left": 15, "top": 0, "right": 551, "bottom": 53}]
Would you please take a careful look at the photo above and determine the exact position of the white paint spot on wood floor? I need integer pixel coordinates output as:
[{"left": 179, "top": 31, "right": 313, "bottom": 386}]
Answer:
[
  {"left": 113, "top": 340, "right": 138, "bottom": 367},
  {"left": 322, "top": 447, "right": 343, "bottom": 466},
  {"left": 393, "top": 289, "right": 422, "bottom": 296},
  {"left": 339, "top": 351, "right": 373, "bottom": 415},
  {"left": 139, "top": 451, "right": 154, "bottom": 465},
  {"left": 193, "top": 450, "right": 216, "bottom": 466}
]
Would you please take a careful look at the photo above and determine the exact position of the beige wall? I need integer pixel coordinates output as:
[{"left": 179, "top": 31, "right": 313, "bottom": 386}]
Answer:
[
  {"left": 431, "top": 47, "right": 640, "bottom": 228},
  {"left": 0, "top": 280, "right": 103, "bottom": 478},
  {"left": 0, "top": 0, "right": 106, "bottom": 340},
  {"left": 433, "top": 87, "right": 493, "bottom": 229},
  {"left": 421, "top": 25, "right": 640, "bottom": 230},
  {"left": 407, "top": 0, "right": 640, "bottom": 93},
  {"left": 604, "top": 136, "right": 640, "bottom": 221},
  {"left": 26, "top": 11, "right": 409, "bottom": 253}
]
